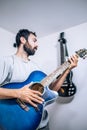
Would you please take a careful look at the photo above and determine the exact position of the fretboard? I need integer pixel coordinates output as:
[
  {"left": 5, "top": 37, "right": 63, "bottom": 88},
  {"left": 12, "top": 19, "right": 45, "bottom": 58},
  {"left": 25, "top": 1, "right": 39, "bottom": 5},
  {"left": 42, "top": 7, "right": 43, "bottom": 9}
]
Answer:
[{"left": 41, "top": 61, "right": 70, "bottom": 87}]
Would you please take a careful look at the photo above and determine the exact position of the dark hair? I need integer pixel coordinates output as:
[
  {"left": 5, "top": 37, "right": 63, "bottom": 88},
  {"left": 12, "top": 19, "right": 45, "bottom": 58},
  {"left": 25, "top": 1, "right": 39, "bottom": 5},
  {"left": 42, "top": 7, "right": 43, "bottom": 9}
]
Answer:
[{"left": 13, "top": 29, "right": 37, "bottom": 48}]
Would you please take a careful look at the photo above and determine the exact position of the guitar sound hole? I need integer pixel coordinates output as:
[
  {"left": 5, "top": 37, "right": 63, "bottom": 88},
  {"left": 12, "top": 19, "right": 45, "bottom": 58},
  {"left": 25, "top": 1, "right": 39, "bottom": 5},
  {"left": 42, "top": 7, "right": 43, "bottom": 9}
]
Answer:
[{"left": 30, "top": 83, "right": 44, "bottom": 94}]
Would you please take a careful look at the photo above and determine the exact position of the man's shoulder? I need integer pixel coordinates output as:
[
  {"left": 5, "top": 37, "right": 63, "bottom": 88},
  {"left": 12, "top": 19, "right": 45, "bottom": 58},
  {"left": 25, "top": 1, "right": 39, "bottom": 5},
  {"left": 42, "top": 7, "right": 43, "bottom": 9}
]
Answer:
[{"left": 0, "top": 55, "right": 14, "bottom": 66}]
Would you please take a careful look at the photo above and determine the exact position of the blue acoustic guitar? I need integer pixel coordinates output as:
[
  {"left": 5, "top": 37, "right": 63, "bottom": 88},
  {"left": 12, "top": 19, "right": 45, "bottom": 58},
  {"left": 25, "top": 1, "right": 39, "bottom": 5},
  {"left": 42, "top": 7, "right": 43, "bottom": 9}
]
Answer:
[{"left": 0, "top": 49, "right": 87, "bottom": 130}]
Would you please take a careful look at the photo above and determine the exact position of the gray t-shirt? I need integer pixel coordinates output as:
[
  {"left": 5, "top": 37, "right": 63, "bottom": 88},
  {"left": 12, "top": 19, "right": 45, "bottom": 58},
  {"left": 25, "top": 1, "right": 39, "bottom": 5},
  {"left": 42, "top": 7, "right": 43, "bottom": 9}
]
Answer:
[{"left": 0, "top": 55, "right": 39, "bottom": 86}]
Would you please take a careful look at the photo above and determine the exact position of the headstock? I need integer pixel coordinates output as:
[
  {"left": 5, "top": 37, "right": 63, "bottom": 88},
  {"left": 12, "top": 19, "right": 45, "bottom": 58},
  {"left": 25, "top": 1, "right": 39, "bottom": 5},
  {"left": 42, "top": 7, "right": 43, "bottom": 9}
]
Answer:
[
  {"left": 58, "top": 32, "right": 67, "bottom": 44},
  {"left": 75, "top": 48, "right": 87, "bottom": 59}
]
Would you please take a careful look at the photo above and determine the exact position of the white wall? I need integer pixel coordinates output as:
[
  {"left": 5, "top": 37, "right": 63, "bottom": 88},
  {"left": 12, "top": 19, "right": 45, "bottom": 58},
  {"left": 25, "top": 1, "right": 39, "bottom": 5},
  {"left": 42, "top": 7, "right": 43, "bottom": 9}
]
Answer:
[
  {"left": 0, "top": 22, "right": 87, "bottom": 130},
  {"left": 0, "top": 27, "right": 16, "bottom": 56}
]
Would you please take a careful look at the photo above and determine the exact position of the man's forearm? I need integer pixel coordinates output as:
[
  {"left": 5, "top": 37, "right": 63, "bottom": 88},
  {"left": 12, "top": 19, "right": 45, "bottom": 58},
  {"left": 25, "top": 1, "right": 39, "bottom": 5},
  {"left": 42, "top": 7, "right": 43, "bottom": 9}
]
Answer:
[
  {"left": 49, "top": 68, "right": 70, "bottom": 91},
  {"left": 0, "top": 88, "right": 18, "bottom": 99}
]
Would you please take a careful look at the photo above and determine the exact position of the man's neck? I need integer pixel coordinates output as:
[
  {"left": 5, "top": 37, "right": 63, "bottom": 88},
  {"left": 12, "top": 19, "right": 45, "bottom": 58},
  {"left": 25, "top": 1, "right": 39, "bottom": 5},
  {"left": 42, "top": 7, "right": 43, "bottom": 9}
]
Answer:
[{"left": 15, "top": 48, "right": 29, "bottom": 62}]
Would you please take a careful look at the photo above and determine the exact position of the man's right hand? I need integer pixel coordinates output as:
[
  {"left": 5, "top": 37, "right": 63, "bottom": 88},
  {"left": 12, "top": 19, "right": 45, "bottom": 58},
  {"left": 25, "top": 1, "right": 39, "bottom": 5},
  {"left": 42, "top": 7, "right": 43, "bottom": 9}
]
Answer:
[{"left": 17, "top": 82, "right": 44, "bottom": 108}]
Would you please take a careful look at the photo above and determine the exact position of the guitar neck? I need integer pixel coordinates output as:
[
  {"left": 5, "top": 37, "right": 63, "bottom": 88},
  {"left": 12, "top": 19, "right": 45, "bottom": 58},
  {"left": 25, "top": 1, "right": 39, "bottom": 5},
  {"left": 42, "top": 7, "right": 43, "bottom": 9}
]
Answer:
[
  {"left": 60, "top": 42, "right": 65, "bottom": 64},
  {"left": 41, "top": 61, "right": 70, "bottom": 87}
]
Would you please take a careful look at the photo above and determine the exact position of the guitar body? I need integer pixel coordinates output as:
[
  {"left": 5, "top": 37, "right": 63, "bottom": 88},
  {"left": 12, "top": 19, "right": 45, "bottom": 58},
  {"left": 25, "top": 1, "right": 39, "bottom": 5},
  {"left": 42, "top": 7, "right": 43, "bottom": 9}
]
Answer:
[
  {"left": 58, "top": 32, "right": 77, "bottom": 97},
  {"left": 0, "top": 70, "right": 58, "bottom": 130}
]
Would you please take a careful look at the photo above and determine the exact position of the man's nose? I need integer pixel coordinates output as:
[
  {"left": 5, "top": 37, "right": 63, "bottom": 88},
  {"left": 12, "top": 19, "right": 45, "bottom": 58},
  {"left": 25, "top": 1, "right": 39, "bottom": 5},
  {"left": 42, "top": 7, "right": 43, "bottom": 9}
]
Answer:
[{"left": 35, "top": 42, "right": 38, "bottom": 47}]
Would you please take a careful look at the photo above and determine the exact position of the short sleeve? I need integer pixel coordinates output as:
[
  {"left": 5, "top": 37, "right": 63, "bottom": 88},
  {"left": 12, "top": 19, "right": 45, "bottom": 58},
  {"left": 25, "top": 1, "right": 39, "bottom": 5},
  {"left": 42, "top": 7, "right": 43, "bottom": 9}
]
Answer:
[{"left": 0, "top": 56, "right": 13, "bottom": 86}]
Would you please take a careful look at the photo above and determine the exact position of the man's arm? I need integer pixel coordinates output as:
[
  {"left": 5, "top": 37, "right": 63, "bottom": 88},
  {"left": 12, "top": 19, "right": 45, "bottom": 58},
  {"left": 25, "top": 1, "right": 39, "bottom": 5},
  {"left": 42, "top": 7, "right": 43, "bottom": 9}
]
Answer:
[
  {"left": 0, "top": 82, "right": 44, "bottom": 108},
  {"left": 49, "top": 55, "right": 78, "bottom": 91}
]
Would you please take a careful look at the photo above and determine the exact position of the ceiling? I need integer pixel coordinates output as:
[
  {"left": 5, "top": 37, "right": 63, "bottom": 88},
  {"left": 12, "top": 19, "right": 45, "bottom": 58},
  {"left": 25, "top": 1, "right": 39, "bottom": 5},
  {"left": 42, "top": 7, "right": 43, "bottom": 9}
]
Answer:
[{"left": 0, "top": 0, "right": 87, "bottom": 38}]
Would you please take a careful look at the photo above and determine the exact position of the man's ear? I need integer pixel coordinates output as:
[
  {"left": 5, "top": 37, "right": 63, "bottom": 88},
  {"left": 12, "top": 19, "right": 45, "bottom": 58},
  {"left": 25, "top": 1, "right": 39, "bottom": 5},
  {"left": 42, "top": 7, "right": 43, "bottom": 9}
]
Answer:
[{"left": 20, "top": 37, "right": 26, "bottom": 44}]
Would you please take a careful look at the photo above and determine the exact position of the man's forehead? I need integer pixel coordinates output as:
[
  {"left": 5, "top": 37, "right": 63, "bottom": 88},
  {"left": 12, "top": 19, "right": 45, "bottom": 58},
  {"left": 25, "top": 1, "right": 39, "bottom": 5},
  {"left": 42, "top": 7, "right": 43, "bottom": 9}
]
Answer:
[
  {"left": 29, "top": 34, "right": 37, "bottom": 40},
  {"left": 29, "top": 33, "right": 36, "bottom": 38}
]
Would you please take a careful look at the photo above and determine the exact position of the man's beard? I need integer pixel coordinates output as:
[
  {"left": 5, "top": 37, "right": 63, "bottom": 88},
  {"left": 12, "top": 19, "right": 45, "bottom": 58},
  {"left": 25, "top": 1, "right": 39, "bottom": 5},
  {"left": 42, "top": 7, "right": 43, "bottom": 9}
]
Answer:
[{"left": 23, "top": 44, "right": 36, "bottom": 56}]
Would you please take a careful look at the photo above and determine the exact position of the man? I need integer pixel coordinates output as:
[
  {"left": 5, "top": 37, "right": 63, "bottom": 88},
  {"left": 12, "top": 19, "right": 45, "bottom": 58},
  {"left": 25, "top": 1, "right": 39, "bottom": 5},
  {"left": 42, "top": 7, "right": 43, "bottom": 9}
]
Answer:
[{"left": 0, "top": 29, "right": 78, "bottom": 129}]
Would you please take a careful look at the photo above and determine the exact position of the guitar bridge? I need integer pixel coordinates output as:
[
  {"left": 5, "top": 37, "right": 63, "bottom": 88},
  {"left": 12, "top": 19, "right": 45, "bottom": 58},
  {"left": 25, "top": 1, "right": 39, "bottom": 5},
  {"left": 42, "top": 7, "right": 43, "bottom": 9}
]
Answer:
[{"left": 16, "top": 98, "right": 29, "bottom": 111}]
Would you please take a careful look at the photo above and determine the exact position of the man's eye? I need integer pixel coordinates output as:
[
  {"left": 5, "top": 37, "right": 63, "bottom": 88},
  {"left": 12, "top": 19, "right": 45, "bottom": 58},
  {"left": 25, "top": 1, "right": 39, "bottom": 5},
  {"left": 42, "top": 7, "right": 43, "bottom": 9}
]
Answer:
[{"left": 34, "top": 38, "right": 37, "bottom": 42}]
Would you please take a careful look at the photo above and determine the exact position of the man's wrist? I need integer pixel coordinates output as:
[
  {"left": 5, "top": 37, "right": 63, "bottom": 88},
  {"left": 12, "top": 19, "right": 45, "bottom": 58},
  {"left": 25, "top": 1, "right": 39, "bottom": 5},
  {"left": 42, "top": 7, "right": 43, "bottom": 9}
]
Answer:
[{"left": 68, "top": 65, "right": 72, "bottom": 71}]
